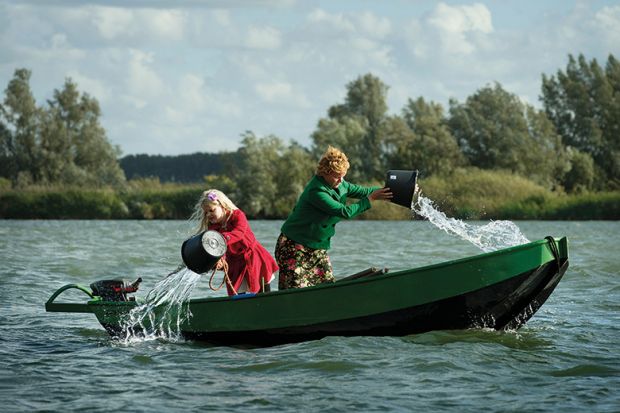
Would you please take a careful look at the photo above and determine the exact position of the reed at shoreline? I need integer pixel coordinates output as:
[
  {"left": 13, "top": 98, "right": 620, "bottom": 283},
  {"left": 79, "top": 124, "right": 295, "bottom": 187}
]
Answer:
[{"left": 1, "top": 171, "right": 618, "bottom": 220}]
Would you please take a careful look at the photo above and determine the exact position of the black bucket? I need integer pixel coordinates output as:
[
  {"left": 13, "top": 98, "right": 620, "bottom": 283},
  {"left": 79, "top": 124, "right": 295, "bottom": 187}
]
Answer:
[
  {"left": 181, "top": 230, "right": 227, "bottom": 274},
  {"left": 385, "top": 170, "right": 418, "bottom": 208}
]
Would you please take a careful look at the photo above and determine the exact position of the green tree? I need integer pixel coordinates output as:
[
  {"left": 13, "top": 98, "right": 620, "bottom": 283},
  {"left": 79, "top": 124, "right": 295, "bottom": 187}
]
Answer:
[
  {"left": 48, "top": 78, "right": 125, "bottom": 187},
  {"left": 233, "top": 133, "right": 314, "bottom": 218},
  {"left": 381, "top": 115, "right": 417, "bottom": 172},
  {"left": 541, "top": 54, "right": 620, "bottom": 189},
  {"left": 203, "top": 174, "right": 237, "bottom": 195},
  {"left": 0, "top": 68, "right": 42, "bottom": 184},
  {"left": 0, "top": 68, "right": 125, "bottom": 187},
  {"left": 313, "top": 73, "right": 390, "bottom": 182},
  {"left": 387, "top": 97, "right": 464, "bottom": 176},
  {"left": 562, "top": 148, "right": 595, "bottom": 193},
  {"left": 311, "top": 116, "right": 367, "bottom": 182},
  {"left": 272, "top": 142, "right": 314, "bottom": 217},
  {"left": 449, "top": 83, "right": 567, "bottom": 188},
  {"left": 233, "top": 131, "right": 283, "bottom": 217}
]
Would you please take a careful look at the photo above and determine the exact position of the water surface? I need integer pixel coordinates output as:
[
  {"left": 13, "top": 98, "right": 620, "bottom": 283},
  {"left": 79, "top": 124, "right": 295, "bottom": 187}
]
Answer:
[{"left": 0, "top": 220, "right": 618, "bottom": 412}]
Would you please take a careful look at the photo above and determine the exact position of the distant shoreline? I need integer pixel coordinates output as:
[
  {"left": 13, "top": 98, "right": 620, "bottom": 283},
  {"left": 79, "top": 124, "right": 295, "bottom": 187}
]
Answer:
[{"left": 1, "top": 185, "right": 618, "bottom": 220}]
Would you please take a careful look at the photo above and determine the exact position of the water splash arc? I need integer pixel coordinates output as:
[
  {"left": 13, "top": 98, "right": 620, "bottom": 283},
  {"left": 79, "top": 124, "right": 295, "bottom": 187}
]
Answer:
[
  {"left": 412, "top": 195, "right": 529, "bottom": 252},
  {"left": 119, "top": 268, "right": 201, "bottom": 344}
]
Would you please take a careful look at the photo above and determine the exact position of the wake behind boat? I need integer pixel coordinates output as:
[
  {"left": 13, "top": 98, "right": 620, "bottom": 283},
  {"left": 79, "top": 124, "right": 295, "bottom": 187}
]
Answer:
[{"left": 46, "top": 236, "right": 569, "bottom": 347}]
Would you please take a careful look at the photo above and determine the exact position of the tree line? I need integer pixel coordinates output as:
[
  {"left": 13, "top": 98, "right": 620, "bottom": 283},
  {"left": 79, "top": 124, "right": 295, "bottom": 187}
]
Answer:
[
  {"left": 1, "top": 53, "right": 618, "bottom": 219},
  {"left": 120, "top": 152, "right": 236, "bottom": 183},
  {"left": 0, "top": 69, "right": 125, "bottom": 188}
]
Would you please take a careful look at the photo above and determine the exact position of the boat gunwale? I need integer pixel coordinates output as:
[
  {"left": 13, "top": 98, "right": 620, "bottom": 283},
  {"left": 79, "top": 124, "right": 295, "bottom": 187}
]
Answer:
[
  {"left": 52, "top": 237, "right": 566, "bottom": 311},
  {"left": 185, "top": 237, "right": 566, "bottom": 304}
]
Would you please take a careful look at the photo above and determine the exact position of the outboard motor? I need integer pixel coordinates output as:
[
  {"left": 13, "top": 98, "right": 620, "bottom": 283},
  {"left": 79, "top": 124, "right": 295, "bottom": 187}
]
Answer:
[{"left": 90, "top": 277, "right": 142, "bottom": 302}]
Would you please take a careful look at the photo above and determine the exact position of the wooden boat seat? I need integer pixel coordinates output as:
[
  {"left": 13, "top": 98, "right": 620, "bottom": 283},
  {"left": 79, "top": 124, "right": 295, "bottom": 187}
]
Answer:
[{"left": 337, "top": 267, "right": 389, "bottom": 282}]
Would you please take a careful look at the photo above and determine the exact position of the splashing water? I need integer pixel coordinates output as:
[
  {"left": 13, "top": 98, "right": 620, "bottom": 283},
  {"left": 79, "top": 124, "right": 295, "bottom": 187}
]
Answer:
[
  {"left": 119, "top": 268, "right": 201, "bottom": 344},
  {"left": 412, "top": 195, "right": 530, "bottom": 253}
]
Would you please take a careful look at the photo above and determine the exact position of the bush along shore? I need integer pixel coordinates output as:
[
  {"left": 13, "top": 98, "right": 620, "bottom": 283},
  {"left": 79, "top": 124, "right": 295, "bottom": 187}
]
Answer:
[{"left": 1, "top": 171, "right": 618, "bottom": 220}]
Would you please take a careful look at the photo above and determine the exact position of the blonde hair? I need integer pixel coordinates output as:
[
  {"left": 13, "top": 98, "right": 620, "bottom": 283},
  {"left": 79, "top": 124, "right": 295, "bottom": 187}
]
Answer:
[
  {"left": 189, "top": 189, "right": 239, "bottom": 234},
  {"left": 316, "top": 145, "right": 350, "bottom": 176}
]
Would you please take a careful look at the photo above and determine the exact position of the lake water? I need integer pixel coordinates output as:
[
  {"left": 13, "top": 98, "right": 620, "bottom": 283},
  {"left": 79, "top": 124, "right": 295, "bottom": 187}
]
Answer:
[{"left": 0, "top": 219, "right": 618, "bottom": 412}]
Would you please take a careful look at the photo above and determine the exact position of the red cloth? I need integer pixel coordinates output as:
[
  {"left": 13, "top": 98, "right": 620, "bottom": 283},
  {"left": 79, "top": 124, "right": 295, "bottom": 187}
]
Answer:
[{"left": 208, "top": 209, "right": 278, "bottom": 296}]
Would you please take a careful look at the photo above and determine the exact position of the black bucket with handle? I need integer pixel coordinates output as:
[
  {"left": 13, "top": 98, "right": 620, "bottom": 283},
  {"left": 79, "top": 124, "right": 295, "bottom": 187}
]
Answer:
[
  {"left": 181, "top": 230, "right": 227, "bottom": 274},
  {"left": 385, "top": 170, "right": 418, "bottom": 209}
]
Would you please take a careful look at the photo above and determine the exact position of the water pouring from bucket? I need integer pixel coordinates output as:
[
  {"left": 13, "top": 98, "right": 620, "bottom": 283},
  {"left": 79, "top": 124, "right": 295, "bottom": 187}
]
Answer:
[
  {"left": 118, "top": 231, "right": 229, "bottom": 343},
  {"left": 413, "top": 196, "right": 530, "bottom": 252},
  {"left": 383, "top": 168, "right": 529, "bottom": 252}
]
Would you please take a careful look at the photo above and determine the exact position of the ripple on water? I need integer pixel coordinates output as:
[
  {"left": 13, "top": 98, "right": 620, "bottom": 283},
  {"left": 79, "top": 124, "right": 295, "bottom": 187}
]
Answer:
[
  {"left": 1, "top": 220, "right": 619, "bottom": 413},
  {"left": 547, "top": 364, "right": 620, "bottom": 378}
]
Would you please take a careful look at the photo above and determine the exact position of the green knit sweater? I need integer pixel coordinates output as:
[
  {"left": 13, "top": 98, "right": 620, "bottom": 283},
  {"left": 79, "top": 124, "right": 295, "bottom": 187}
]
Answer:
[{"left": 280, "top": 175, "right": 379, "bottom": 249}]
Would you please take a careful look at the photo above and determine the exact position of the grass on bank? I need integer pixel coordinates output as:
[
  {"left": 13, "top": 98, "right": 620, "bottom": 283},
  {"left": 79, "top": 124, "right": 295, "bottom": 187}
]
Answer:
[{"left": 0, "top": 170, "right": 618, "bottom": 220}]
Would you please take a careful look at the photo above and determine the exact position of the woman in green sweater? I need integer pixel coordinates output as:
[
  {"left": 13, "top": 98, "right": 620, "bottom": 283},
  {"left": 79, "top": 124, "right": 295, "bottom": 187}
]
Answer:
[{"left": 275, "top": 146, "right": 393, "bottom": 290}]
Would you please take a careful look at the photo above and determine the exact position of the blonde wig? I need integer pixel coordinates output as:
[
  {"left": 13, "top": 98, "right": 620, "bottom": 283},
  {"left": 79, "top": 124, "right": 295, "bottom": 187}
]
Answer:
[
  {"left": 189, "top": 189, "right": 239, "bottom": 234},
  {"left": 316, "top": 145, "right": 350, "bottom": 177}
]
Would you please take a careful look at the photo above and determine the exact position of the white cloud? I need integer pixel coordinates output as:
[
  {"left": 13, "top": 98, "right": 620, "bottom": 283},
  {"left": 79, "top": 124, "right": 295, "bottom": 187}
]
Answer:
[
  {"left": 178, "top": 74, "right": 206, "bottom": 109},
  {"left": 246, "top": 25, "right": 282, "bottom": 50},
  {"left": 308, "top": 8, "right": 355, "bottom": 33},
  {"left": 357, "top": 11, "right": 391, "bottom": 38},
  {"left": 147, "top": 9, "right": 185, "bottom": 40},
  {"left": 255, "top": 81, "right": 291, "bottom": 102},
  {"left": 212, "top": 9, "right": 232, "bottom": 26},
  {"left": 593, "top": 5, "right": 620, "bottom": 46},
  {"left": 47, "top": 33, "right": 86, "bottom": 60},
  {"left": 93, "top": 7, "right": 134, "bottom": 40},
  {"left": 255, "top": 80, "right": 309, "bottom": 108},
  {"left": 66, "top": 70, "right": 110, "bottom": 103},
  {"left": 427, "top": 2, "right": 493, "bottom": 55},
  {"left": 124, "top": 50, "right": 164, "bottom": 107},
  {"left": 1, "top": 0, "right": 617, "bottom": 156}
]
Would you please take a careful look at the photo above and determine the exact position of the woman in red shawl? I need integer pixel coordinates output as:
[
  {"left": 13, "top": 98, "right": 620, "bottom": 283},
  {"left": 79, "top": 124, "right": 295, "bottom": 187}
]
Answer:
[{"left": 191, "top": 189, "right": 278, "bottom": 296}]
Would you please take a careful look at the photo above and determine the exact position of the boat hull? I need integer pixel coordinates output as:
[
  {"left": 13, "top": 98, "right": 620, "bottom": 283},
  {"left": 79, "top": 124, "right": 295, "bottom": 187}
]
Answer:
[
  {"left": 46, "top": 237, "right": 569, "bottom": 347},
  {"left": 183, "top": 259, "right": 568, "bottom": 346}
]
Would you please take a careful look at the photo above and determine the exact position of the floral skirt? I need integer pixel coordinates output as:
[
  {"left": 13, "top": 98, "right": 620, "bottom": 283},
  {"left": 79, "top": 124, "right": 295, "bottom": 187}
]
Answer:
[{"left": 275, "top": 233, "right": 334, "bottom": 290}]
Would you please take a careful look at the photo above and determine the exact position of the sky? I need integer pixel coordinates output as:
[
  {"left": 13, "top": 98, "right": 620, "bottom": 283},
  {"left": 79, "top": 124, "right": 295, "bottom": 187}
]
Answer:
[{"left": 1, "top": 0, "right": 619, "bottom": 156}]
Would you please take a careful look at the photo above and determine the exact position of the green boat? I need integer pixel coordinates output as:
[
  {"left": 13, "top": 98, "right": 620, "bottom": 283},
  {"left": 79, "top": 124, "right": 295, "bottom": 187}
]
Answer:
[{"left": 46, "top": 236, "right": 569, "bottom": 347}]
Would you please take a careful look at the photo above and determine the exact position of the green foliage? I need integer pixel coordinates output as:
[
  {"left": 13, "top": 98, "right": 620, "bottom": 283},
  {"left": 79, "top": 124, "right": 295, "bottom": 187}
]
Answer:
[
  {"left": 315, "top": 73, "right": 390, "bottom": 182},
  {"left": 385, "top": 97, "right": 465, "bottom": 177},
  {"left": 0, "top": 188, "right": 128, "bottom": 219},
  {"left": 120, "top": 181, "right": 202, "bottom": 219},
  {"left": 0, "top": 68, "right": 125, "bottom": 188},
  {"left": 418, "top": 168, "right": 620, "bottom": 220},
  {"left": 311, "top": 116, "right": 368, "bottom": 182},
  {"left": 3, "top": 56, "right": 620, "bottom": 221},
  {"left": 121, "top": 152, "right": 231, "bottom": 182},
  {"left": 272, "top": 142, "right": 315, "bottom": 217},
  {"left": 541, "top": 54, "right": 620, "bottom": 189},
  {"left": 0, "top": 69, "right": 41, "bottom": 182},
  {"left": 448, "top": 83, "right": 568, "bottom": 188},
  {"left": 495, "top": 191, "right": 620, "bottom": 220},
  {"left": 1, "top": 179, "right": 617, "bottom": 220},
  {"left": 231, "top": 133, "right": 315, "bottom": 218},
  {"left": 232, "top": 132, "right": 284, "bottom": 218},
  {"left": 203, "top": 174, "right": 238, "bottom": 195},
  {"left": 0, "top": 177, "right": 11, "bottom": 191},
  {"left": 420, "top": 168, "right": 552, "bottom": 219},
  {"left": 562, "top": 148, "right": 595, "bottom": 193}
]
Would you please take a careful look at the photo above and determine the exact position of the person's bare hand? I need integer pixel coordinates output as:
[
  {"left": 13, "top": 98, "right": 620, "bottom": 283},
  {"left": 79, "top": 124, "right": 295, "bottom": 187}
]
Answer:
[{"left": 369, "top": 187, "right": 393, "bottom": 201}]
